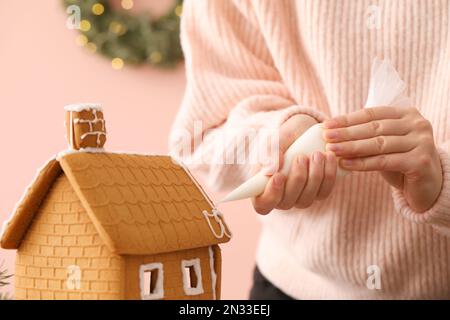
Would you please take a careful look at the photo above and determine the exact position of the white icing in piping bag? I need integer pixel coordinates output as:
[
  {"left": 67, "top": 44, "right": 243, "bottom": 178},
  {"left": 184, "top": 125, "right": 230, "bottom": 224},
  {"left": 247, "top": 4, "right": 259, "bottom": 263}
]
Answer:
[{"left": 220, "top": 58, "right": 410, "bottom": 203}]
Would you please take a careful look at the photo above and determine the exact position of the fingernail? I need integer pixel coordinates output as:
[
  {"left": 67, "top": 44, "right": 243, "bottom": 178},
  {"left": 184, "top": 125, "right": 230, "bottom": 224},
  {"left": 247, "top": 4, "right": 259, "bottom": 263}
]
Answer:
[
  {"left": 313, "top": 152, "right": 323, "bottom": 163},
  {"left": 297, "top": 155, "right": 308, "bottom": 166},
  {"left": 326, "top": 143, "right": 341, "bottom": 152},
  {"left": 341, "top": 159, "right": 353, "bottom": 167},
  {"left": 273, "top": 174, "right": 284, "bottom": 189},
  {"left": 324, "top": 119, "right": 338, "bottom": 129},
  {"left": 323, "top": 130, "right": 338, "bottom": 140}
]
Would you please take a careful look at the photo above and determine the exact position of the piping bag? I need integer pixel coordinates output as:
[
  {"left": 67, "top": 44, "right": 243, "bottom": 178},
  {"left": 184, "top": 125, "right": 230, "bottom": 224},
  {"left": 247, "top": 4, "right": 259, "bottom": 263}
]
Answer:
[{"left": 220, "top": 58, "right": 411, "bottom": 203}]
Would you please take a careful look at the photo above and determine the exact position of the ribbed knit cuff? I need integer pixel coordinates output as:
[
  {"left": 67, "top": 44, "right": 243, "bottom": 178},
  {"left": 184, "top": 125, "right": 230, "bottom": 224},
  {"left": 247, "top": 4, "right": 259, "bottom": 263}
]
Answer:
[
  {"left": 276, "top": 105, "right": 329, "bottom": 127},
  {"left": 391, "top": 147, "right": 450, "bottom": 234},
  {"left": 240, "top": 104, "right": 329, "bottom": 178}
]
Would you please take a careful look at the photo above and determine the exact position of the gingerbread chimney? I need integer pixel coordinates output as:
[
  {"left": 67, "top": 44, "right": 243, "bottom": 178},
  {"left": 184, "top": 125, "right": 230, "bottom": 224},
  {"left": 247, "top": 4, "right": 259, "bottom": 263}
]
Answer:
[{"left": 64, "top": 103, "right": 107, "bottom": 150}]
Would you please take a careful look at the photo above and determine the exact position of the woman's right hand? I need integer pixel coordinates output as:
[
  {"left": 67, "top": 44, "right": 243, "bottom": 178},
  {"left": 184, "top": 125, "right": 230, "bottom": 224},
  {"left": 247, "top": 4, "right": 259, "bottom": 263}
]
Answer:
[{"left": 252, "top": 114, "right": 338, "bottom": 215}]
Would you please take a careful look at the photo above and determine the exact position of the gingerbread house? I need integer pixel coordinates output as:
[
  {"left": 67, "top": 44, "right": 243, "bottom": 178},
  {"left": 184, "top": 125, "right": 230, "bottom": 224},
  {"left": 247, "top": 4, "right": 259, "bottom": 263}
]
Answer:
[{"left": 0, "top": 104, "right": 231, "bottom": 300}]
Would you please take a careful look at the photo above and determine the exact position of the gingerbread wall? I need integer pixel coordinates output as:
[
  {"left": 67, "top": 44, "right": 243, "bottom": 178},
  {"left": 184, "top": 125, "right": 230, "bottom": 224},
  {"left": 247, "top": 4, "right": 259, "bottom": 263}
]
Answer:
[
  {"left": 14, "top": 175, "right": 125, "bottom": 300},
  {"left": 124, "top": 246, "right": 222, "bottom": 300}
]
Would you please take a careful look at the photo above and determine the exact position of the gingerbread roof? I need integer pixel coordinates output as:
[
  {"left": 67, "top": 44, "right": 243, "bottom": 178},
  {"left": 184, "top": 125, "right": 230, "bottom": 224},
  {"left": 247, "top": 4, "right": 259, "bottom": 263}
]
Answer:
[{"left": 1, "top": 153, "right": 231, "bottom": 255}]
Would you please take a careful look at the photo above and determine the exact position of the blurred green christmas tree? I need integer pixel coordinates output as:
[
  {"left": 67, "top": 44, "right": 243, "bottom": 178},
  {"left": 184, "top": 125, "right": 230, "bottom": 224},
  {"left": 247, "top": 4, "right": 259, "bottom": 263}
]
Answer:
[{"left": 63, "top": 0, "right": 184, "bottom": 69}]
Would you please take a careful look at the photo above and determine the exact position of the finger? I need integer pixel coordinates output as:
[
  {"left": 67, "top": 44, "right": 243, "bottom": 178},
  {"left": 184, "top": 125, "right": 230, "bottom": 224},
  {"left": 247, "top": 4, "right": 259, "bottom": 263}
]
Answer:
[
  {"left": 326, "top": 135, "right": 416, "bottom": 157},
  {"left": 323, "top": 107, "right": 404, "bottom": 129},
  {"left": 323, "top": 118, "right": 411, "bottom": 143},
  {"left": 340, "top": 152, "right": 415, "bottom": 173},
  {"left": 252, "top": 173, "right": 286, "bottom": 215},
  {"left": 277, "top": 155, "right": 309, "bottom": 210},
  {"left": 316, "top": 152, "right": 337, "bottom": 200},
  {"left": 296, "top": 152, "right": 325, "bottom": 208}
]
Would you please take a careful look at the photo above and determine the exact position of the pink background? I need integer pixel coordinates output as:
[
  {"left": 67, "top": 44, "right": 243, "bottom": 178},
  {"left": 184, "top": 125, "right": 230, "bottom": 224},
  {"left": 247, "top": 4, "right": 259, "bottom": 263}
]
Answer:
[{"left": 0, "top": 1, "right": 259, "bottom": 299}]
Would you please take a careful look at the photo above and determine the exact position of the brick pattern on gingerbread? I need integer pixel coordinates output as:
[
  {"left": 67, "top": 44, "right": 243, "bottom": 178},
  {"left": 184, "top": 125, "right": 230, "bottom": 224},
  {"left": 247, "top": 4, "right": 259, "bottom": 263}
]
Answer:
[{"left": 15, "top": 176, "right": 123, "bottom": 300}]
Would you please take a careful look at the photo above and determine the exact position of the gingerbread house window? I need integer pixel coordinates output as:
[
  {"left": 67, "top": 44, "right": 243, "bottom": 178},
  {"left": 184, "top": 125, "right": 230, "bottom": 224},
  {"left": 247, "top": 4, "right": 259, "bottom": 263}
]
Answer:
[
  {"left": 139, "top": 263, "right": 164, "bottom": 300},
  {"left": 181, "top": 258, "right": 204, "bottom": 295}
]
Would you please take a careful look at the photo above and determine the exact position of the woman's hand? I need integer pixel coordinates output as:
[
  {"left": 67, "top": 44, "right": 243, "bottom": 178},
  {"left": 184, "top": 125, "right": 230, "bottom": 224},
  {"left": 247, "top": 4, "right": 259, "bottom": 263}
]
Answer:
[
  {"left": 323, "top": 106, "right": 443, "bottom": 212},
  {"left": 252, "top": 114, "right": 338, "bottom": 215}
]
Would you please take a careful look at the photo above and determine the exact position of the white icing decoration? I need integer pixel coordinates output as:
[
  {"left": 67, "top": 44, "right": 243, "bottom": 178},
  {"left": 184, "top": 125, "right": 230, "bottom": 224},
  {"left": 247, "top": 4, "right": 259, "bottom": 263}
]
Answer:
[
  {"left": 64, "top": 104, "right": 105, "bottom": 150},
  {"left": 74, "top": 109, "right": 106, "bottom": 147},
  {"left": 56, "top": 148, "right": 106, "bottom": 161},
  {"left": 56, "top": 149, "right": 170, "bottom": 162},
  {"left": 181, "top": 258, "right": 204, "bottom": 296},
  {"left": 139, "top": 263, "right": 164, "bottom": 300},
  {"left": 208, "top": 246, "right": 217, "bottom": 300},
  {"left": 74, "top": 118, "right": 105, "bottom": 130},
  {"left": 69, "top": 110, "right": 74, "bottom": 149},
  {"left": 64, "top": 103, "right": 102, "bottom": 112},
  {"left": 80, "top": 131, "right": 106, "bottom": 146},
  {"left": 202, "top": 209, "right": 232, "bottom": 239}
]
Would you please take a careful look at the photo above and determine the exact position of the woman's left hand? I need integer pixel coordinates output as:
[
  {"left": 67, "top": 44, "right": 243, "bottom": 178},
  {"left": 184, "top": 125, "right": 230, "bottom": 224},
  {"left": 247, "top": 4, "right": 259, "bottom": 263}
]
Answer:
[{"left": 323, "top": 106, "right": 443, "bottom": 213}]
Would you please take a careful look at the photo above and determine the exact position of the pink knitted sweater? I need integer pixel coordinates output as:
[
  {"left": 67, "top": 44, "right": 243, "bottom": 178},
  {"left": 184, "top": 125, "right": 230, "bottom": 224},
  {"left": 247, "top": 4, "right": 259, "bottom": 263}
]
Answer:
[{"left": 170, "top": 0, "right": 450, "bottom": 299}]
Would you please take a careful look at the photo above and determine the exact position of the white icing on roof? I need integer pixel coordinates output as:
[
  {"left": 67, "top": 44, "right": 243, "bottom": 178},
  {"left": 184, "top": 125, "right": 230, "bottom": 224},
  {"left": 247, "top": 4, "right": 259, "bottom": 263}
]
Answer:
[
  {"left": 64, "top": 103, "right": 103, "bottom": 112},
  {"left": 56, "top": 148, "right": 106, "bottom": 161},
  {"left": 55, "top": 148, "right": 164, "bottom": 161}
]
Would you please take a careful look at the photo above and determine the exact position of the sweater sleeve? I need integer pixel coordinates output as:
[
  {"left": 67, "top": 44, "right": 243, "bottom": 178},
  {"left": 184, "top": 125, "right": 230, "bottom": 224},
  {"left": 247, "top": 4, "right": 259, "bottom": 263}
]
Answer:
[
  {"left": 169, "top": 0, "right": 328, "bottom": 191},
  {"left": 391, "top": 142, "right": 450, "bottom": 235}
]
